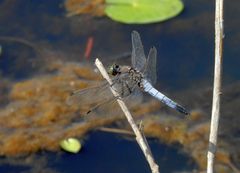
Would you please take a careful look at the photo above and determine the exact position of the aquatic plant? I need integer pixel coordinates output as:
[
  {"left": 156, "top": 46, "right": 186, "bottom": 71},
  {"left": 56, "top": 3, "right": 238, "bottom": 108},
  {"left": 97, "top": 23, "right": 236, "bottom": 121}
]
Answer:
[
  {"left": 105, "top": 0, "right": 184, "bottom": 24},
  {"left": 64, "top": 0, "right": 184, "bottom": 24},
  {"left": 60, "top": 138, "right": 82, "bottom": 153}
]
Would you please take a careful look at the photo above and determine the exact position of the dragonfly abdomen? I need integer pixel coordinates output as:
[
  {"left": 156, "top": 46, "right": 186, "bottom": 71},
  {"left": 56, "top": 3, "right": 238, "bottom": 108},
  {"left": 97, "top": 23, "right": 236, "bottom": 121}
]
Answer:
[{"left": 141, "top": 79, "right": 189, "bottom": 115}]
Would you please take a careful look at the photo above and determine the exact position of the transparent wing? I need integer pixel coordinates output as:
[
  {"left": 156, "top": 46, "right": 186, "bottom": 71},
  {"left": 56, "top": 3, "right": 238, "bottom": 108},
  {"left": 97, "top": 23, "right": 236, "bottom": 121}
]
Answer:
[
  {"left": 131, "top": 31, "right": 147, "bottom": 71},
  {"left": 66, "top": 74, "right": 142, "bottom": 111},
  {"left": 87, "top": 86, "right": 143, "bottom": 117},
  {"left": 67, "top": 75, "right": 143, "bottom": 118},
  {"left": 66, "top": 81, "right": 114, "bottom": 106},
  {"left": 144, "top": 46, "right": 157, "bottom": 85}
]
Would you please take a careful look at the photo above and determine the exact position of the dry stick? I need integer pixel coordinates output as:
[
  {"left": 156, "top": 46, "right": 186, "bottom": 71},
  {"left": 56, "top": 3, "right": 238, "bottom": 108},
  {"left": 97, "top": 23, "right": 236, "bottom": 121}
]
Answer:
[
  {"left": 207, "top": 0, "right": 224, "bottom": 173},
  {"left": 95, "top": 58, "right": 160, "bottom": 173},
  {"left": 98, "top": 127, "right": 135, "bottom": 136}
]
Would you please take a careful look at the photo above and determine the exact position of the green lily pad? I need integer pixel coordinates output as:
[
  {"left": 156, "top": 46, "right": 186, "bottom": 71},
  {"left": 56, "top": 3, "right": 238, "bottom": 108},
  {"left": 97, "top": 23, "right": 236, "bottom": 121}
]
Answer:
[
  {"left": 60, "top": 138, "right": 82, "bottom": 153},
  {"left": 105, "top": 0, "right": 184, "bottom": 24}
]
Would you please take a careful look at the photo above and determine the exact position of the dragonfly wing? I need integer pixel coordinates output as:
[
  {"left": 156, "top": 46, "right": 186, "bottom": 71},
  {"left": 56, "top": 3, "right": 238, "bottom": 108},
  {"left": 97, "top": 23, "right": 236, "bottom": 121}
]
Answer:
[
  {"left": 115, "top": 73, "right": 143, "bottom": 106},
  {"left": 131, "top": 31, "right": 147, "bottom": 71},
  {"left": 86, "top": 88, "right": 142, "bottom": 118},
  {"left": 67, "top": 73, "right": 143, "bottom": 116},
  {"left": 66, "top": 81, "right": 114, "bottom": 106},
  {"left": 144, "top": 46, "right": 157, "bottom": 85},
  {"left": 125, "top": 87, "right": 143, "bottom": 107},
  {"left": 66, "top": 75, "right": 134, "bottom": 108}
]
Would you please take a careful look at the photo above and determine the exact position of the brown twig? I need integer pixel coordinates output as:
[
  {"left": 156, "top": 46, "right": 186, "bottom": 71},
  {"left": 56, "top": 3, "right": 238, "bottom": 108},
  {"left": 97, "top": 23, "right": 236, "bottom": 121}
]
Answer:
[
  {"left": 97, "top": 127, "right": 135, "bottom": 136},
  {"left": 95, "top": 58, "right": 160, "bottom": 173},
  {"left": 207, "top": 0, "right": 224, "bottom": 173}
]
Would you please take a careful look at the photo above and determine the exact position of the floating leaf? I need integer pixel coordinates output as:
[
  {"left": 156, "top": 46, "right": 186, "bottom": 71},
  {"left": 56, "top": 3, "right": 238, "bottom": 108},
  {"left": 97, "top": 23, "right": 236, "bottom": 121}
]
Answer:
[
  {"left": 105, "top": 0, "right": 184, "bottom": 24},
  {"left": 60, "top": 138, "right": 82, "bottom": 153}
]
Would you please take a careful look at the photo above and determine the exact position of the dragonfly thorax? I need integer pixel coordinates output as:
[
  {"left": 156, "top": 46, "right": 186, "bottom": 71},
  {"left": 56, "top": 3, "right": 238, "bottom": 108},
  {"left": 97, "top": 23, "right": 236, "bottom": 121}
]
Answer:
[
  {"left": 110, "top": 64, "right": 144, "bottom": 93},
  {"left": 127, "top": 67, "right": 144, "bottom": 88}
]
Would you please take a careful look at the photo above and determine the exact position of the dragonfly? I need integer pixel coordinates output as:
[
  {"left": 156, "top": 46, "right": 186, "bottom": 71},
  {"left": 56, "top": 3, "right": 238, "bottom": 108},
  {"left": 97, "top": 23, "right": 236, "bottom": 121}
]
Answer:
[{"left": 67, "top": 31, "right": 189, "bottom": 115}]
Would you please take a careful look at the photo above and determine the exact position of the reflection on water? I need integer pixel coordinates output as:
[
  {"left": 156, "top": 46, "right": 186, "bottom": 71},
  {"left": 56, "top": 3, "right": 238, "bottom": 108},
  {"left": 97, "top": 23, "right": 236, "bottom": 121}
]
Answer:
[{"left": 0, "top": 0, "right": 240, "bottom": 172}]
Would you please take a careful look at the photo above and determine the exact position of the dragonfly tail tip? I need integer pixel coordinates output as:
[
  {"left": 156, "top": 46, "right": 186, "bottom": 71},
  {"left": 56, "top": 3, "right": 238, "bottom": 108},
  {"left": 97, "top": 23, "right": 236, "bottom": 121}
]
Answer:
[{"left": 176, "top": 105, "right": 189, "bottom": 115}]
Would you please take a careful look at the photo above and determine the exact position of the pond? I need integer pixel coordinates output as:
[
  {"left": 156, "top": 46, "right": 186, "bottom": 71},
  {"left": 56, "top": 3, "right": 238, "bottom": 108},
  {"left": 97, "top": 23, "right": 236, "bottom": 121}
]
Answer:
[{"left": 0, "top": 0, "right": 239, "bottom": 172}]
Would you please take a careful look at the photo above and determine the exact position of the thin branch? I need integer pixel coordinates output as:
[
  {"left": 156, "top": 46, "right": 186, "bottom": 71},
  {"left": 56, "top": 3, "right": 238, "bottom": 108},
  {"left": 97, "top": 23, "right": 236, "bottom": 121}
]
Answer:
[
  {"left": 97, "top": 127, "right": 135, "bottom": 136},
  {"left": 95, "top": 58, "right": 160, "bottom": 173},
  {"left": 207, "top": 0, "right": 224, "bottom": 173}
]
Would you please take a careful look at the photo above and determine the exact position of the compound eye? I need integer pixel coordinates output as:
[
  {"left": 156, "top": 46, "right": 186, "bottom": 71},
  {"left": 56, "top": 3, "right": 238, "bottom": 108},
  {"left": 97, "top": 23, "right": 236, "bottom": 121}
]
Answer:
[
  {"left": 108, "top": 65, "right": 114, "bottom": 75},
  {"left": 108, "top": 64, "right": 119, "bottom": 76}
]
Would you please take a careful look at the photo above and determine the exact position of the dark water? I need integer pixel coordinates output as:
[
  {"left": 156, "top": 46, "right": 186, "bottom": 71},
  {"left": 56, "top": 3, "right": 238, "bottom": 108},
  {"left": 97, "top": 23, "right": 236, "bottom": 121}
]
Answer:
[
  {"left": 0, "top": 0, "right": 239, "bottom": 89},
  {"left": 1, "top": 0, "right": 239, "bottom": 87},
  {"left": 53, "top": 132, "right": 195, "bottom": 173},
  {"left": 0, "top": 132, "right": 196, "bottom": 173},
  {"left": 0, "top": 0, "right": 239, "bottom": 172}
]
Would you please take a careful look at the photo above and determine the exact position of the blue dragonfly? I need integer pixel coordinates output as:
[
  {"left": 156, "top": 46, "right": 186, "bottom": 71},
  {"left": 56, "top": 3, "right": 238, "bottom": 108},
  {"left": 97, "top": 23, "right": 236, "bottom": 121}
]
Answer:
[{"left": 67, "top": 31, "right": 189, "bottom": 115}]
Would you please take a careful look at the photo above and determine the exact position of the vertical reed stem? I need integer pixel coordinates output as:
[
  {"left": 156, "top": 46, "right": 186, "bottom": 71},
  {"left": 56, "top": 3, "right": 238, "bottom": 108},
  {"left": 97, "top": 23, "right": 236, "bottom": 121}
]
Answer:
[{"left": 207, "top": 0, "right": 224, "bottom": 172}]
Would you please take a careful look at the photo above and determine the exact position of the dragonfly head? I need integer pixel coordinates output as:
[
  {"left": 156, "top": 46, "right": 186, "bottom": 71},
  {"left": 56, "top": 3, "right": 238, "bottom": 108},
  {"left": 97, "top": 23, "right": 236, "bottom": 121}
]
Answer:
[{"left": 108, "top": 64, "right": 121, "bottom": 76}]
